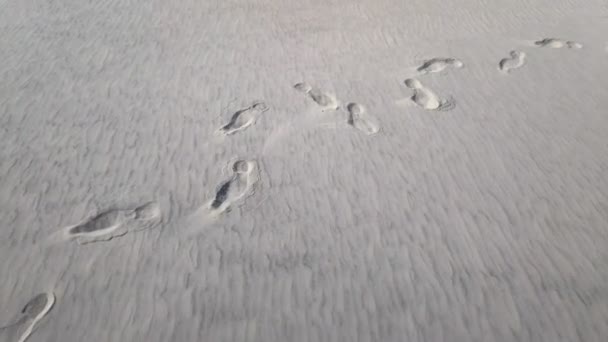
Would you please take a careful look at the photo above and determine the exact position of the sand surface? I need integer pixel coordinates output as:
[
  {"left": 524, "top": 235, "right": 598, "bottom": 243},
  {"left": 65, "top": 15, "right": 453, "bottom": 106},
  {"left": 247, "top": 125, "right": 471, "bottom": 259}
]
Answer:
[{"left": 1, "top": 0, "right": 608, "bottom": 341}]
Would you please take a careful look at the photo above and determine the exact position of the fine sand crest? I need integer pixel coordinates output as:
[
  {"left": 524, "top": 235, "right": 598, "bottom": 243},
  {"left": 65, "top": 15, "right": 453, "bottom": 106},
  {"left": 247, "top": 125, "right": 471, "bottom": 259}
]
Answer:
[
  {"left": 261, "top": 83, "right": 344, "bottom": 153},
  {"left": 416, "top": 57, "right": 464, "bottom": 74},
  {"left": 0, "top": 292, "right": 55, "bottom": 342},
  {"left": 534, "top": 38, "right": 583, "bottom": 49},
  {"left": 294, "top": 82, "right": 339, "bottom": 111},
  {"left": 499, "top": 50, "right": 527, "bottom": 73},
  {"left": 346, "top": 103, "right": 380, "bottom": 136},
  {"left": 402, "top": 78, "right": 455, "bottom": 111},
  {"left": 58, "top": 202, "right": 161, "bottom": 244},
  {"left": 218, "top": 102, "right": 269, "bottom": 135}
]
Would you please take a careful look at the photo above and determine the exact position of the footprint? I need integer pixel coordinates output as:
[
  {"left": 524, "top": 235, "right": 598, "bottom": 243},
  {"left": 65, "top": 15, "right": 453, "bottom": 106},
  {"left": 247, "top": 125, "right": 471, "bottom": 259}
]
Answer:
[
  {"left": 294, "top": 82, "right": 339, "bottom": 111},
  {"left": 293, "top": 82, "right": 312, "bottom": 93},
  {"left": 181, "top": 160, "right": 260, "bottom": 235},
  {"left": 0, "top": 292, "right": 55, "bottom": 342},
  {"left": 499, "top": 50, "right": 526, "bottom": 73},
  {"left": 64, "top": 202, "right": 161, "bottom": 244},
  {"left": 403, "top": 78, "right": 455, "bottom": 111},
  {"left": 535, "top": 38, "right": 583, "bottom": 49},
  {"left": 218, "top": 102, "right": 269, "bottom": 135},
  {"left": 417, "top": 58, "right": 464, "bottom": 74},
  {"left": 133, "top": 202, "right": 162, "bottom": 223},
  {"left": 208, "top": 160, "right": 258, "bottom": 214},
  {"left": 346, "top": 103, "right": 380, "bottom": 135}
]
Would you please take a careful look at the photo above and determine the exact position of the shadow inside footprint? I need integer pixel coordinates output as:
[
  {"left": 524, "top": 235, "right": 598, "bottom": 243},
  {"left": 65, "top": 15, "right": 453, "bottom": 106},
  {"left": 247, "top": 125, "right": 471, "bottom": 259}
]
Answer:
[
  {"left": 294, "top": 82, "right": 312, "bottom": 93},
  {"left": 309, "top": 89, "right": 337, "bottom": 109},
  {"left": 68, "top": 209, "right": 133, "bottom": 235},
  {"left": 219, "top": 102, "right": 269, "bottom": 135},
  {"left": 0, "top": 292, "right": 55, "bottom": 342},
  {"left": 211, "top": 181, "right": 231, "bottom": 209},
  {"left": 404, "top": 78, "right": 455, "bottom": 111},
  {"left": 346, "top": 103, "right": 380, "bottom": 136},
  {"left": 417, "top": 58, "right": 464, "bottom": 74},
  {"left": 65, "top": 202, "right": 161, "bottom": 244},
  {"left": 499, "top": 50, "right": 526, "bottom": 73},
  {"left": 294, "top": 82, "right": 339, "bottom": 111},
  {"left": 535, "top": 38, "right": 582, "bottom": 49},
  {"left": 208, "top": 160, "right": 258, "bottom": 214}
]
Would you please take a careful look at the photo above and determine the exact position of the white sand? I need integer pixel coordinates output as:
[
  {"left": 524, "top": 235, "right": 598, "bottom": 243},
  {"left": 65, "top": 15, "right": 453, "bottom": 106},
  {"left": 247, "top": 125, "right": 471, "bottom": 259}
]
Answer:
[{"left": 1, "top": 0, "right": 608, "bottom": 341}]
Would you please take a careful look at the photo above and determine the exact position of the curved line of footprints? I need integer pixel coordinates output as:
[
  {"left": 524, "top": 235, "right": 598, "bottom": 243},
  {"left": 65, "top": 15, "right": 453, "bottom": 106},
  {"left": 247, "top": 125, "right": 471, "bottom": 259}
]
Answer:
[{"left": 2, "top": 36, "right": 592, "bottom": 341}]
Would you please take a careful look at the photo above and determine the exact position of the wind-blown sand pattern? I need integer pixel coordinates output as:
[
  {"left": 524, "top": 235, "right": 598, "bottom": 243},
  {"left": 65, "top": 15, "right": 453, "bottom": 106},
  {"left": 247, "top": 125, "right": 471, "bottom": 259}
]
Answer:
[{"left": 2, "top": 0, "right": 608, "bottom": 341}]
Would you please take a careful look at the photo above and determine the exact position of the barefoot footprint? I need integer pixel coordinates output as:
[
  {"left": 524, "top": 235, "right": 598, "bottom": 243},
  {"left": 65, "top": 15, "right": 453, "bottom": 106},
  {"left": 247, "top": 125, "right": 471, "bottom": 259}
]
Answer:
[
  {"left": 417, "top": 58, "right": 464, "bottom": 74},
  {"left": 346, "top": 103, "right": 380, "bottom": 136},
  {"left": 208, "top": 160, "right": 258, "bottom": 215},
  {"left": 535, "top": 38, "right": 583, "bottom": 49},
  {"left": 218, "top": 102, "right": 269, "bottom": 135},
  {"left": 403, "top": 78, "right": 455, "bottom": 111},
  {"left": 0, "top": 292, "right": 55, "bottom": 342},
  {"left": 181, "top": 160, "right": 260, "bottom": 234},
  {"left": 63, "top": 202, "right": 161, "bottom": 244},
  {"left": 499, "top": 50, "right": 526, "bottom": 73},
  {"left": 261, "top": 84, "right": 344, "bottom": 153},
  {"left": 294, "top": 82, "right": 339, "bottom": 111}
]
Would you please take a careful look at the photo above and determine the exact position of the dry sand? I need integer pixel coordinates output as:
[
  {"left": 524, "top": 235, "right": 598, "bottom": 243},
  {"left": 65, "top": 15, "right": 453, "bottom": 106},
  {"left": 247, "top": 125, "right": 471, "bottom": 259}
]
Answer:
[{"left": 1, "top": 0, "right": 608, "bottom": 341}]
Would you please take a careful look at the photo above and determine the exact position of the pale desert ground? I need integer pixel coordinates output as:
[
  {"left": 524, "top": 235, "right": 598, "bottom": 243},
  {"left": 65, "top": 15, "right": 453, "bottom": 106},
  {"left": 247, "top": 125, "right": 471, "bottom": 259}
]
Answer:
[{"left": 1, "top": 0, "right": 608, "bottom": 341}]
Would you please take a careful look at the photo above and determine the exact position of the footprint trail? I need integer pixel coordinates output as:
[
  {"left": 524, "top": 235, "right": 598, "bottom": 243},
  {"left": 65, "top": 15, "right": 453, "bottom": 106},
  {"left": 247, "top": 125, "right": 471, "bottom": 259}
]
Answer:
[{"left": 499, "top": 50, "right": 526, "bottom": 73}]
